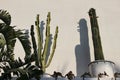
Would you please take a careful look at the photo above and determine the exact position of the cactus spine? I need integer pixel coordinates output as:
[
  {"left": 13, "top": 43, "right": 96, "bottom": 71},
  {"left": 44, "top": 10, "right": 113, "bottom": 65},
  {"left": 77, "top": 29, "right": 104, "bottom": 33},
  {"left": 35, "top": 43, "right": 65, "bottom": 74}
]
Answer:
[
  {"left": 88, "top": 8, "right": 104, "bottom": 60},
  {"left": 31, "top": 12, "right": 58, "bottom": 72}
]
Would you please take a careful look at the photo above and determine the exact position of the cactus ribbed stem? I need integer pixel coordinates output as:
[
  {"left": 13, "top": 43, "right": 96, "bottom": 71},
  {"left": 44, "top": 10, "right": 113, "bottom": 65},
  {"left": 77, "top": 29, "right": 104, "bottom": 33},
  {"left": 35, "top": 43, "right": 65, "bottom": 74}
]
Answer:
[
  {"left": 42, "top": 12, "right": 51, "bottom": 72},
  {"left": 30, "top": 25, "right": 39, "bottom": 66},
  {"left": 88, "top": 8, "right": 104, "bottom": 60},
  {"left": 35, "top": 14, "right": 43, "bottom": 67},
  {"left": 46, "top": 26, "right": 58, "bottom": 68}
]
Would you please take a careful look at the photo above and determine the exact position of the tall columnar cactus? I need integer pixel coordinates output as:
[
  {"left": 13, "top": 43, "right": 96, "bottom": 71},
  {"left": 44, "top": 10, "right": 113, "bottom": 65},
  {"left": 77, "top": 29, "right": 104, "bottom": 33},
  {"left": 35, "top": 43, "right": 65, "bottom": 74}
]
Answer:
[
  {"left": 31, "top": 12, "right": 58, "bottom": 72},
  {"left": 88, "top": 8, "right": 104, "bottom": 60}
]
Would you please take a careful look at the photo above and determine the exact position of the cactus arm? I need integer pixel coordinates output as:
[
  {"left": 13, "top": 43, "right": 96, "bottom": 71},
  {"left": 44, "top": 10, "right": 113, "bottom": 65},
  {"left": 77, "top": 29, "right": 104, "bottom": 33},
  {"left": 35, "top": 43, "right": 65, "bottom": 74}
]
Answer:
[
  {"left": 45, "top": 26, "right": 58, "bottom": 68},
  {"left": 41, "top": 28, "right": 50, "bottom": 72},
  {"left": 35, "top": 14, "right": 43, "bottom": 67},
  {"left": 42, "top": 12, "right": 51, "bottom": 72},
  {"left": 30, "top": 25, "right": 39, "bottom": 66},
  {"left": 42, "top": 12, "right": 51, "bottom": 57},
  {"left": 88, "top": 8, "right": 104, "bottom": 60}
]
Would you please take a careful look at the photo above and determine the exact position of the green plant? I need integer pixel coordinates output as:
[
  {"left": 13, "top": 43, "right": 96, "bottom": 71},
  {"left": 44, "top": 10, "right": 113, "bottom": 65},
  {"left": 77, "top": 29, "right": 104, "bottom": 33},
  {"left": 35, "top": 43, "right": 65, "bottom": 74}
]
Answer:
[
  {"left": 0, "top": 9, "right": 43, "bottom": 80},
  {"left": 88, "top": 8, "right": 104, "bottom": 60},
  {"left": 0, "top": 61, "right": 43, "bottom": 80},
  {"left": 31, "top": 12, "right": 58, "bottom": 72},
  {"left": 0, "top": 9, "right": 31, "bottom": 62}
]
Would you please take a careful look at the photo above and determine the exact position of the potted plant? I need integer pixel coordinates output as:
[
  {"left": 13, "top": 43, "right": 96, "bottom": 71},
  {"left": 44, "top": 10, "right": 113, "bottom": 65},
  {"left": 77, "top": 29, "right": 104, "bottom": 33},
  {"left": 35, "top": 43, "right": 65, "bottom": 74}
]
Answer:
[{"left": 88, "top": 8, "right": 115, "bottom": 78}]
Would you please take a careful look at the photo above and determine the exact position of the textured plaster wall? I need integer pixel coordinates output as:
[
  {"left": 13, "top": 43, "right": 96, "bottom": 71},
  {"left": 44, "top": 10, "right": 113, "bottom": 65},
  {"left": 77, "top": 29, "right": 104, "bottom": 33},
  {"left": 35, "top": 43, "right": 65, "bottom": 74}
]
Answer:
[{"left": 0, "top": 0, "right": 120, "bottom": 76}]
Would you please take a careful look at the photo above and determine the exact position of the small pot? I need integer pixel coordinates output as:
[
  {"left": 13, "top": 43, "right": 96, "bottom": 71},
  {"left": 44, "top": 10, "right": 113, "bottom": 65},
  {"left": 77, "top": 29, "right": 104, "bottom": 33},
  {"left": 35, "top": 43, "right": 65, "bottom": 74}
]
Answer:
[{"left": 88, "top": 60, "right": 115, "bottom": 78}]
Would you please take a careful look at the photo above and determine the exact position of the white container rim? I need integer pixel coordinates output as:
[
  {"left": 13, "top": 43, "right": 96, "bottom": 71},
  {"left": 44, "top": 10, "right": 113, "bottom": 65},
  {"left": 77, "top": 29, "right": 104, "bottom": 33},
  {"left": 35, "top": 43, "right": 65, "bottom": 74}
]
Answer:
[{"left": 88, "top": 60, "right": 115, "bottom": 66}]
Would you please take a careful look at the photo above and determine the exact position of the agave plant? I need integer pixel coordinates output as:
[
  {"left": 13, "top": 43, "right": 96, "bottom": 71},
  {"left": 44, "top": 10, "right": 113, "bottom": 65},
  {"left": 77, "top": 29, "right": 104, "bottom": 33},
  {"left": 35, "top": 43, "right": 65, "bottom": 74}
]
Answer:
[
  {"left": 0, "top": 60, "right": 43, "bottom": 80},
  {"left": 0, "top": 9, "right": 31, "bottom": 62},
  {"left": 0, "top": 9, "right": 44, "bottom": 80}
]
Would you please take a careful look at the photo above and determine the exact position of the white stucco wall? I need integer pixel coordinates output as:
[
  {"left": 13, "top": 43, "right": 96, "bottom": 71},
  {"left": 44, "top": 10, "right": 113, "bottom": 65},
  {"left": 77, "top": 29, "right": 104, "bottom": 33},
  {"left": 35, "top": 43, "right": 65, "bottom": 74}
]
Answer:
[{"left": 0, "top": 0, "right": 120, "bottom": 76}]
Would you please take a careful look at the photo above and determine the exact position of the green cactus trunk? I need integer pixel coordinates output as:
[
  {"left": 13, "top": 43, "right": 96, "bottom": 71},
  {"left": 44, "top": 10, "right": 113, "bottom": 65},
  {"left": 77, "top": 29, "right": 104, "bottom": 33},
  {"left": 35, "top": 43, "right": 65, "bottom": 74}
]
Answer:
[
  {"left": 35, "top": 14, "right": 43, "bottom": 67},
  {"left": 30, "top": 25, "right": 39, "bottom": 66},
  {"left": 32, "top": 12, "right": 58, "bottom": 73},
  {"left": 88, "top": 8, "right": 104, "bottom": 60}
]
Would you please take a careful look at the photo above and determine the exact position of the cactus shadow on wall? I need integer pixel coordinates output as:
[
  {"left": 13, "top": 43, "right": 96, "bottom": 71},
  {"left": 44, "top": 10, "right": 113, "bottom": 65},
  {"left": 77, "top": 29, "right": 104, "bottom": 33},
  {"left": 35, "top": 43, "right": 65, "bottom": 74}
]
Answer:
[
  {"left": 75, "top": 19, "right": 91, "bottom": 76},
  {"left": 40, "top": 21, "right": 45, "bottom": 43}
]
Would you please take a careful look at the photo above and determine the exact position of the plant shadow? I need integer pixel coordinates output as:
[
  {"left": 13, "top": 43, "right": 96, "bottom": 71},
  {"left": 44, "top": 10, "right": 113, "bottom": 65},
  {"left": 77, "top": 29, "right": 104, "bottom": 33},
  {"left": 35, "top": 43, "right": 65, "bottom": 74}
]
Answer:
[{"left": 75, "top": 18, "right": 91, "bottom": 76}]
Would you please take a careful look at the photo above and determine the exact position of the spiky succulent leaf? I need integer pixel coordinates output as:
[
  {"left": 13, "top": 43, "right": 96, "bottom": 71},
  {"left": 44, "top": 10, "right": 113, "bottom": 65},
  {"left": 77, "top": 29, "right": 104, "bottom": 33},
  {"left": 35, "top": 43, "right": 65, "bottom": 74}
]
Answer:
[
  {"left": 0, "top": 9, "right": 11, "bottom": 25},
  {"left": 0, "top": 25, "right": 16, "bottom": 61}
]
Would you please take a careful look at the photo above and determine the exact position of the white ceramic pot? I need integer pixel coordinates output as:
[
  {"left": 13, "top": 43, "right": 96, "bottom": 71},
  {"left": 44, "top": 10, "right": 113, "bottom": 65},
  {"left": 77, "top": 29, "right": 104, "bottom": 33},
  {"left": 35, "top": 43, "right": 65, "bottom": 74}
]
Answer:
[{"left": 88, "top": 60, "right": 115, "bottom": 78}]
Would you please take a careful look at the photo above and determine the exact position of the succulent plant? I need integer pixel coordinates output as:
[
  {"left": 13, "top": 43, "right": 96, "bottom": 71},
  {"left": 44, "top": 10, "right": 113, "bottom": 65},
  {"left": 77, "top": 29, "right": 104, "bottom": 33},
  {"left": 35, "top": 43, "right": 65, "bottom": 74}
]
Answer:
[
  {"left": 31, "top": 12, "right": 58, "bottom": 72},
  {"left": 88, "top": 8, "right": 104, "bottom": 60}
]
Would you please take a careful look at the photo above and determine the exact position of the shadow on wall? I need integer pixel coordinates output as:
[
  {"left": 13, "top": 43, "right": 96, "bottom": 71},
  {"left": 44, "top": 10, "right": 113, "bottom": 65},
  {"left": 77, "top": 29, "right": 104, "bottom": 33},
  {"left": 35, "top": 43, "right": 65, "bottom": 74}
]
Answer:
[{"left": 75, "top": 19, "right": 91, "bottom": 76}]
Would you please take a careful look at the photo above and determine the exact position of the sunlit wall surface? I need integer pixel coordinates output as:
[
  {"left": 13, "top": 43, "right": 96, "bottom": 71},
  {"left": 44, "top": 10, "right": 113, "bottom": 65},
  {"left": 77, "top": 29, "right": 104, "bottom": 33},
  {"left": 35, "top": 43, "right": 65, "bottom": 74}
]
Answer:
[{"left": 0, "top": 0, "right": 120, "bottom": 76}]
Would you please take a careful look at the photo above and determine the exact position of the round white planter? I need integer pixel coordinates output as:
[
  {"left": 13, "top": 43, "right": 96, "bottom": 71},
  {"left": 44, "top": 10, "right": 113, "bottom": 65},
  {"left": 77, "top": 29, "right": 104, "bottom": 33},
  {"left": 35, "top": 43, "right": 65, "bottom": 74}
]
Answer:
[{"left": 88, "top": 60, "right": 115, "bottom": 78}]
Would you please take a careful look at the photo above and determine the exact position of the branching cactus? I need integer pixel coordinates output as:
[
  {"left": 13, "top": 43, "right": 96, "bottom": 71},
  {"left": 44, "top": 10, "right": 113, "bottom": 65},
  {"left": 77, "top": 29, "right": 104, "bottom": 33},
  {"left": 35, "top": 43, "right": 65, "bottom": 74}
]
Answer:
[
  {"left": 88, "top": 8, "right": 104, "bottom": 60},
  {"left": 31, "top": 12, "right": 58, "bottom": 72}
]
